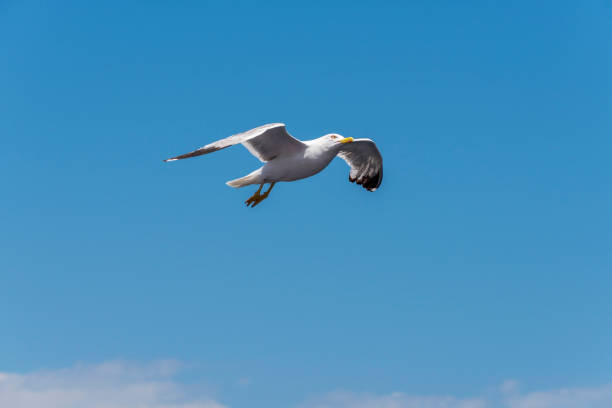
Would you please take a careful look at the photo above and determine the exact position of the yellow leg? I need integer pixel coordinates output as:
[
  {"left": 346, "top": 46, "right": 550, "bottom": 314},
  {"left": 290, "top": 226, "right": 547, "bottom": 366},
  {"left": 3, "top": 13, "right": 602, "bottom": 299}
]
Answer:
[
  {"left": 245, "top": 184, "right": 264, "bottom": 207},
  {"left": 245, "top": 182, "right": 276, "bottom": 207},
  {"left": 263, "top": 182, "right": 275, "bottom": 197}
]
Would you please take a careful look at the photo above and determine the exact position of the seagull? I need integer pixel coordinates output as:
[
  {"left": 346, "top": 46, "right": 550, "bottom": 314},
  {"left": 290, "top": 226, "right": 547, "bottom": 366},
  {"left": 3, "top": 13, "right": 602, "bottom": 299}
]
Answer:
[{"left": 164, "top": 123, "right": 383, "bottom": 207}]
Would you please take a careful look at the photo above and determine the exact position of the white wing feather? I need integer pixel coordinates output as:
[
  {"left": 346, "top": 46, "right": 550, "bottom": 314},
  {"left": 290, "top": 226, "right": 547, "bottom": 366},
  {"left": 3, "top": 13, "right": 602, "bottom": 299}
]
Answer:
[{"left": 164, "top": 123, "right": 306, "bottom": 163}]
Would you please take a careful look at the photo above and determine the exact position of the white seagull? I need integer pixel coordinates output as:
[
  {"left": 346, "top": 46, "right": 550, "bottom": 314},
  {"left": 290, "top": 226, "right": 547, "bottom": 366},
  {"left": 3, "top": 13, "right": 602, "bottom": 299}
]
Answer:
[{"left": 164, "top": 123, "right": 383, "bottom": 207}]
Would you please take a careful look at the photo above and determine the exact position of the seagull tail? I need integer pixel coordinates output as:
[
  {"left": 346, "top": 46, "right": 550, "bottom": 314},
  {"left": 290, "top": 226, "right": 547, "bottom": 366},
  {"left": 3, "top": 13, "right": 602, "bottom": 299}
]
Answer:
[{"left": 226, "top": 170, "right": 262, "bottom": 188}]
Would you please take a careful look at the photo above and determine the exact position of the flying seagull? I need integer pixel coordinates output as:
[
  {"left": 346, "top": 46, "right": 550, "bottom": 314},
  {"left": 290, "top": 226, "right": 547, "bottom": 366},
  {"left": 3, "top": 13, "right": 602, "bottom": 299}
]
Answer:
[{"left": 164, "top": 123, "right": 383, "bottom": 207}]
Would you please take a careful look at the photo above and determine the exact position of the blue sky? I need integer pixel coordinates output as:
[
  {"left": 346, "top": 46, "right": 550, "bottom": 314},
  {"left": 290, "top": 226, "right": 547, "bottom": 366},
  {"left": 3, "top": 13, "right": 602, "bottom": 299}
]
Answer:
[{"left": 1, "top": 1, "right": 611, "bottom": 407}]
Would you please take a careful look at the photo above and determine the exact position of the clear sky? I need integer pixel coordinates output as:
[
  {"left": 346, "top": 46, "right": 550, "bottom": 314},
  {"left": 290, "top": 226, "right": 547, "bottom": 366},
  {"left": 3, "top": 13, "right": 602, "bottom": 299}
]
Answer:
[{"left": 1, "top": 1, "right": 611, "bottom": 408}]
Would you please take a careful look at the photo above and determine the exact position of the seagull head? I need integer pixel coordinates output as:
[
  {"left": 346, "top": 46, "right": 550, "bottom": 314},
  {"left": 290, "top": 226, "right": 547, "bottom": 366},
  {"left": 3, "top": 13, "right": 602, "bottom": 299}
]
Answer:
[{"left": 323, "top": 133, "right": 354, "bottom": 147}]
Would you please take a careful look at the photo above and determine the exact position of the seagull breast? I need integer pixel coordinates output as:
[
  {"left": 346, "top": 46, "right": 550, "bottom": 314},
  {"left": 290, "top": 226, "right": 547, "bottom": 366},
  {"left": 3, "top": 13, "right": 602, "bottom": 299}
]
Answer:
[{"left": 262, "top": 142, "right": 337, "bottom": 183}]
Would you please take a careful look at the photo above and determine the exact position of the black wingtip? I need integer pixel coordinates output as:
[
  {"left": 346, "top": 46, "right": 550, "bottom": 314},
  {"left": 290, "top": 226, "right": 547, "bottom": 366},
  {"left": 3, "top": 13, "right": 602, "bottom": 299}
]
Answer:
[{"left": 348, "top": 169, "right": 382, "bottom": 192}]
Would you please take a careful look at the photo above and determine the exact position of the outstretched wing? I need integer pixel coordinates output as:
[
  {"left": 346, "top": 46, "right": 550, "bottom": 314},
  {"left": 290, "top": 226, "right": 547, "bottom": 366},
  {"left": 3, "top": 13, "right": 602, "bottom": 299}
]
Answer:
[
  {"left": 164, "top": 123, "right": 306, "bottom": 163},
  {"left": 337, "top": 139, "right": 383, "bottom": 192}
]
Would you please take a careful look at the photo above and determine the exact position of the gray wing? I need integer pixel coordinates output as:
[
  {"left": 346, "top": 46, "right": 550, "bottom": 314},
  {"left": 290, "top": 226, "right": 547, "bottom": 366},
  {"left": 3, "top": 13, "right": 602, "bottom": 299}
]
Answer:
[
  {"left": 337, "top": 139, "right": 383, "bottom": 192},
  {"left": 164, "top": 123, "right": 306, "bottom": 163}
]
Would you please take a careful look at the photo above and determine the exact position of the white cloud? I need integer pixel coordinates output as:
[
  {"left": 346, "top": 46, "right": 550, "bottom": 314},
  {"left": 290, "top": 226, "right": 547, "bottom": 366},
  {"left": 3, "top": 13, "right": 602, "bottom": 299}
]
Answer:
[
  {"left": 0, "top": 360, "right": 226, "bottom": 408},
  {"left": 299, "top": 391, "right": 487, "bottom": 408},
  {"left": 3, "top": 361, "right": 612, "bottom": 408},
  {"left": 505, "top": 383, "right": 612, "bottom": 408},
  {"left": 299, "top": 382, "right": 612, "bottom": 408}
]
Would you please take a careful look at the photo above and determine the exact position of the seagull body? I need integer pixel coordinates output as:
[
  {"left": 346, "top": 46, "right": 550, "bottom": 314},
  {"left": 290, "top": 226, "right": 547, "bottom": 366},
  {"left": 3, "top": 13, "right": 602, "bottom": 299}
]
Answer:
[
  {"left": 165, "top": 123, "right": 383, "bottom": 207},
  {"left": 235, "top": 138, "right": 348, "bottom": 185}
]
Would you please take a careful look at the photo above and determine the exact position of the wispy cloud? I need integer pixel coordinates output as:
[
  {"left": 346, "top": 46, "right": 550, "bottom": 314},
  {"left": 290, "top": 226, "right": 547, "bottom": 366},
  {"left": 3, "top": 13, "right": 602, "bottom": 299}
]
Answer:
[
  {"left": 0, "top": 360, "right": 226, "bottom": 408},
  {"left": 298, "top": 391, "right": 487, "bottom": 408},
  {"left": 505, "top": 383, "right": 612, "bottom": 408},
  {"left": 299, "top": 382, "right": 612, "bottom": 408},
  {"left": 2, "top": 361, "right": 612, "bottom": 408}
]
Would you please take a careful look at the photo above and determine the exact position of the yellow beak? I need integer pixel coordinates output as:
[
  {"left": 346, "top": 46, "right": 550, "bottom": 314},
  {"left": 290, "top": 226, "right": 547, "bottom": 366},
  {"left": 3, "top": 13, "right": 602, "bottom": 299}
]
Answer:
[{"left": 339, "top": 137, "right": 354, "bottom": 144}]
